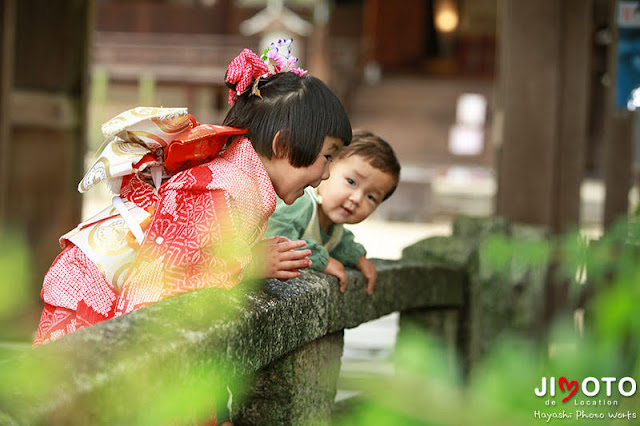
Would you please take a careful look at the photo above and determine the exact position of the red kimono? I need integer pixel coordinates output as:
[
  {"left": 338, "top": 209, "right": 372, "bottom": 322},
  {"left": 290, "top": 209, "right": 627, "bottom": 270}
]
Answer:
[{"left": 34, "top": 137, "right": 276, "bottom": 346}]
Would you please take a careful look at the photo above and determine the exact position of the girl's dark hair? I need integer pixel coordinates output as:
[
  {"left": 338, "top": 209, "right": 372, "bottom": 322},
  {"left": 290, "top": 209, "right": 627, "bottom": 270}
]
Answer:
[
  {"left": 223, "top": 72, "right": 352, "bottom": 167},
  {"left": 338, "top": 130, "right": 401, "bottom": 200}
]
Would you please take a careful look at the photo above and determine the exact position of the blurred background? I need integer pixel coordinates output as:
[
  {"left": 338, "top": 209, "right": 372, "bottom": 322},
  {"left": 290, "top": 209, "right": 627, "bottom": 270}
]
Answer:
[{"left": 1, "top": 0, "right": 639, "bottom": 395}]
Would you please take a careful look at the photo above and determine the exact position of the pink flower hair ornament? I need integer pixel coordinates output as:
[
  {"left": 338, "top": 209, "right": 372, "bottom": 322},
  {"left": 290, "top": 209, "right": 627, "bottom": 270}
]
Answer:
[{"left": 225, "top": 39, "right": 307, "bottom": 105}]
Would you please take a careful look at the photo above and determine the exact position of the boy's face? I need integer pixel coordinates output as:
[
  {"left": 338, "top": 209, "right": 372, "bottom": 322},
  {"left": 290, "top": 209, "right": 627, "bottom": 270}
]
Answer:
[{"left": 317, "top": 155, "right": 396, "bottom": 225}]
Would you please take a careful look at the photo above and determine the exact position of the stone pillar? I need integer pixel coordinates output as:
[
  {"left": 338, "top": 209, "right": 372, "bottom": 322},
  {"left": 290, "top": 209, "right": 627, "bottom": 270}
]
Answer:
[
  {"left": 496, "top": 0, "right": 592, "bottom": 234},
  {"left": 233, "top": 332, "right": 344, "bottom": 426},
  {"left": 398, "top": 308, "right": 461, "bottom": 372}
]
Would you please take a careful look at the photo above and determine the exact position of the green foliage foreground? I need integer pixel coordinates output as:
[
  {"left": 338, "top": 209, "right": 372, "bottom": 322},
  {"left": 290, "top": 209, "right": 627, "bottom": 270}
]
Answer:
[
  {"left": 2, "top": 216, "right": 640, "bottom": 425},
  {"left": 336, "top": 217, "right": 640, "bottom": 426}
]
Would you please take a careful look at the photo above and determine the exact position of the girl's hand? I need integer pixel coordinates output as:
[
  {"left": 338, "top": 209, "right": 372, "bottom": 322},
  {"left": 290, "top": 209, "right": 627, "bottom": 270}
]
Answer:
[
  {"left": 256, "top": 236, "right": 311, "bottom": 280},
  {"left": 323, "top": 257, "right": 348, "bottom": 292},
  {"left": 356, "top": 256, "right": 377, "bottom": 295}
]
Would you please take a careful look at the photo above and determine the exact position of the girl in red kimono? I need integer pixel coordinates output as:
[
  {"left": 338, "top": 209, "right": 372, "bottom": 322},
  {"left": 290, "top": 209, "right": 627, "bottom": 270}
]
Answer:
[{"left": 34, "top": 40, "right": 352, "bottom": 346}]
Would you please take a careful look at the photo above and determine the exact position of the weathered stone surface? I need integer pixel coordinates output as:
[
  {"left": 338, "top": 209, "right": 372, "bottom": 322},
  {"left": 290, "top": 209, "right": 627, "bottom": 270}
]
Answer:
[
  {"left": 234, "top": 332, "right": 344, "bottom": 426},
  {"left": 0, "top": 259, "right": 465, "bottom": 424},
  {"left": 452, "top": 215, "right": 511, "bottom": 239},
  {"left": 398, "top": 308, "right": 460, "bottom": 370},
  {"left": 401, "top": 217, "right": 550, "bottom": 374},
  {"left": 402, "top": 236, "right": 476, "bottom": 269},
  {"left": 463, "top": 220, "right": 549, "bottom": 369}
]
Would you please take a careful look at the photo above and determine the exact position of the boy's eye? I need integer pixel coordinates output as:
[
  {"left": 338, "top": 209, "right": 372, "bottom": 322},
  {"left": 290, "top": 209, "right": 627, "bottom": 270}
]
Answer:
[
  {"left": 367, "top": 194, "right": 378, "bottom": 203},
  {"left": 346, "top": 178, "right": 355, "bottom": 186},
  {"left": 324, "top": 155, "right": 333, "bottom": 162}
]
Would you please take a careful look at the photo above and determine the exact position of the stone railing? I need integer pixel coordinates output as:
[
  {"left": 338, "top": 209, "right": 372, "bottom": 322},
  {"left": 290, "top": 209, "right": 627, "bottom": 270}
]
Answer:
[{"left": 0, "top": 217, "right": 549, "bottom": 425}]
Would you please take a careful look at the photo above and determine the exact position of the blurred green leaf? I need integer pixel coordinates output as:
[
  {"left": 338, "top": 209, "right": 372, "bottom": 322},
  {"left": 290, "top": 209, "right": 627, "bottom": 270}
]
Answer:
[{"left": 0, "top": 229, "right": 32, "bottom": 319}]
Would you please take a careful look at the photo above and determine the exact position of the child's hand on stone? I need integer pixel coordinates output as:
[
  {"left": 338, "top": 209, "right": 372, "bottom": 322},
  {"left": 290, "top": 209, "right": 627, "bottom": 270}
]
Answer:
[
  {"left": 257, "top": 236, "right": 311, "bottom": 280},
  {"left": 323, "top": 256, "right": 348, "bottom": 293},
  {"left": 356, "top": 255, "right": 377, "bottom": 295}
]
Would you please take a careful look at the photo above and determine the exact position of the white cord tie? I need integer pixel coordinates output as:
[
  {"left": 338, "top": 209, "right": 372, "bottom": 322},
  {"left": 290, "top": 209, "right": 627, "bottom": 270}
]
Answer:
[{"left": 112, "top": 196, "right": 145, "bottom": 245}]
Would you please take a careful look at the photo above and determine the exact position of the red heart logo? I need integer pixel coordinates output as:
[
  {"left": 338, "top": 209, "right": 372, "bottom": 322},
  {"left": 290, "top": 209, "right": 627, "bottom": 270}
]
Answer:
[{"left": 559, "top": 376, "right": 579, "bottom": 402}]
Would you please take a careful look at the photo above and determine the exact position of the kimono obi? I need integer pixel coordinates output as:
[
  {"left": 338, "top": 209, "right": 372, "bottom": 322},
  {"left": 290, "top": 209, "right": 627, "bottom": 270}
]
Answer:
[{"left": 61, "top": 200, "right": 152, "bottom": 291}]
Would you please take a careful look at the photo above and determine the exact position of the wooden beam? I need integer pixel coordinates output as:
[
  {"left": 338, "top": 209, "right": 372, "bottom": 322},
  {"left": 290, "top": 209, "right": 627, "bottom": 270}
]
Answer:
[{"left": 10, "top": 90, "right": 79, "bottom": 129}]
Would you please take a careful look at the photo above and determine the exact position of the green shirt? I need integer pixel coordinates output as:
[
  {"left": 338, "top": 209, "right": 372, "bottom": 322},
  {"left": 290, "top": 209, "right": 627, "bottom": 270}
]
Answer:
[{"left": 265, "top": 191, "right": 366, "bottom": 271}]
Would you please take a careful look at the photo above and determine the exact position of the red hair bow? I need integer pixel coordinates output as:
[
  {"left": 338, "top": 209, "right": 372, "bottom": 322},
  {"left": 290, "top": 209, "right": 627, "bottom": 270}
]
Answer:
[{"left": 225, "top": 48, "right": 269, "bottom": 105}]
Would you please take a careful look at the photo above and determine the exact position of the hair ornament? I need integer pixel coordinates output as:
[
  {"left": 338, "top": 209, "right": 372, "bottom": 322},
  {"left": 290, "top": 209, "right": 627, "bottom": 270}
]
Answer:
[
  {"left": 261, "top": 39, "right": 307, "bottom": 77},
  {"left": 225, "top": 39, "right": 308, "bottom": 105},
  {"left": 225, "top": 48, "right": 269, "bottom": 105}
]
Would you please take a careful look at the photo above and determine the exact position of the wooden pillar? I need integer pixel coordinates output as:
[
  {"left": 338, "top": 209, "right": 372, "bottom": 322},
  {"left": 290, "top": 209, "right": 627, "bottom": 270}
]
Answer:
[
  {"left": 603, "top": 112, "right": 633, "bottom": 227},
  {"left": 5, "top": 0, "right": 92, "bottom": 297},
  {"left": 496, "top": 0, "right": 592, "bottom": 233},
  {"left": 0, "top": 0, "right": 16, "bottom": 224},
  {"left": 307, "top": 0, "right": 331, "bottom": 83},
  {"left": 362, "top": 0, "right": 426, "bottom": 68}
]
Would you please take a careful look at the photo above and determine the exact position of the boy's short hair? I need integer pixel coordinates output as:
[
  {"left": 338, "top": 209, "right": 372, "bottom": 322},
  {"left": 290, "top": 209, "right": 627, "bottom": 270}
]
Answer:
[
  {"left": 337, "top": 130, "right": 401, "bottom": 200},
  {"left": 223, "top": 72, "right": 352, "bottom": 167}
]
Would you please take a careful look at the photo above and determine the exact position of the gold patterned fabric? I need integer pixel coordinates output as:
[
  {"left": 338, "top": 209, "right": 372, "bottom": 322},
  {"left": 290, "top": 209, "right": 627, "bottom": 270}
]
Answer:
[{"left": 79, "top": 107, "right": 191, "bottom": 193}]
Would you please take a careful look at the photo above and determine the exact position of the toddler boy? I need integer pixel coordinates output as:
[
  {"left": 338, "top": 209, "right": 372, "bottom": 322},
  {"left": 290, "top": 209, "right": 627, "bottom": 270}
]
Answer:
[{"left": 265, "top": 130, "right": 401, "bottom": 294}]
